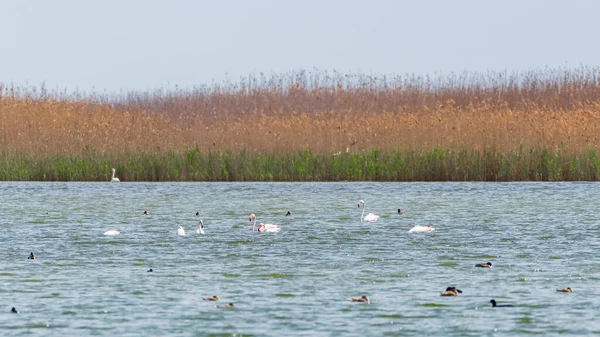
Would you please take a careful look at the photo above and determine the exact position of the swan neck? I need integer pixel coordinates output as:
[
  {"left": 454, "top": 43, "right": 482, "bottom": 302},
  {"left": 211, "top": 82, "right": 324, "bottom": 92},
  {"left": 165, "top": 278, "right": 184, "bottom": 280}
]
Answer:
[{"left": 360, "top": 204, "right": 365, "bottom": 222}]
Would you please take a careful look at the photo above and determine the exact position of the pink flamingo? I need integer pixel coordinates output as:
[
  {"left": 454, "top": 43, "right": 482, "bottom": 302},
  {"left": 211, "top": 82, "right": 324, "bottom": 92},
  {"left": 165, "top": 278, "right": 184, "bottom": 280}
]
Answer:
[
  {"left": 358, "top": 200, "right": 379, "bottom": 223},
  {"left": 249, "top": 213, "right": 281, "bottom": 233}
]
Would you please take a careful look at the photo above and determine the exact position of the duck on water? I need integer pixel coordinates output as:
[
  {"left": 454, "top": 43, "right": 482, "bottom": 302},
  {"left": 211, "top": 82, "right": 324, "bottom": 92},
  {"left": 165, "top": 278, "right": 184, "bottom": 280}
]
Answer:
[{"left": 490, "top": 299, "right": 514, "bottom": 307}]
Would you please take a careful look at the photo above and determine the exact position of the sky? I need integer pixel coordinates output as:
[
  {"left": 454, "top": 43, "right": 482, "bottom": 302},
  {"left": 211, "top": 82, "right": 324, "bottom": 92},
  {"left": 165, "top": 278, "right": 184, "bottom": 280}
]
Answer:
[{"left": 1, "top": 0, "right": 599, "bottom": 93}]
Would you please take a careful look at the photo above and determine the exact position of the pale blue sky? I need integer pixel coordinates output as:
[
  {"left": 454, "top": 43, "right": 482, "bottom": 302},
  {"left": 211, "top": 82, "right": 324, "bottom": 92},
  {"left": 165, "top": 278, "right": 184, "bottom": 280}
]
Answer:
[{"left": 1, "top": 0, "right": 599, "bottom": 92}]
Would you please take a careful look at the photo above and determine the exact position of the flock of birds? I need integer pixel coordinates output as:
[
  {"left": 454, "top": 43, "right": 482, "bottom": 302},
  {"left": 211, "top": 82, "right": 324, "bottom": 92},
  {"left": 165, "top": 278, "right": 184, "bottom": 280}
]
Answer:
[
  {"left": 8, "top": 168, "right": 570, "bottom": 313},
  {"left": 347, "top": 262, "right": 574, "bottom": 309},
  {"left": 100, "top": 199, "right": 430, "bottom": 237},
  {"left": 436, "top": 263, "right": 574, "bottom": 307}
]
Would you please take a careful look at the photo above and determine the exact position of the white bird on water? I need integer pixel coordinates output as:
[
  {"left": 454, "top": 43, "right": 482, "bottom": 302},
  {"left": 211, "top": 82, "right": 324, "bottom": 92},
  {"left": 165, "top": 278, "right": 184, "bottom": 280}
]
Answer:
[
  {"left": 408, "top": 225, "right": 435, "bottom": 233},
  {"left": 358, "top": 200, "right": 379, "bottom": 223},
  {"left": 104, "top": 230, "right": 120, "bottom": 236},
  {"left": 177, "top": 225, "right": 185, "bottom": 236},
  {"left": 197, "top": 220, "right": 206, "bottom": 235},
  {"left": 110, "top": 168, "right": 120, "bottom": 183},
  {"left": 249, "top": 213, "right": 281, "bottom": 232}
]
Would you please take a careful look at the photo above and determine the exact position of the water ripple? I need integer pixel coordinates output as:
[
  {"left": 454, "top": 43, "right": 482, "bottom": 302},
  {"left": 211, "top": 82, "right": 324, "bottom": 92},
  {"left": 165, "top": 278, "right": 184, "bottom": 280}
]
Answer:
[{"left": 0, "top": 182, "right": 598, "bottom": 336}]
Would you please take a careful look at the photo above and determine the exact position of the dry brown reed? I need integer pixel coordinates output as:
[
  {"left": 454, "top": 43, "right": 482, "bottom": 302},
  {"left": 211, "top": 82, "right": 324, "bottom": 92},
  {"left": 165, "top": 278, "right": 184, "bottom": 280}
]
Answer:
[{"left": 1, "top": 67, "right": 600, "bottom": 157}]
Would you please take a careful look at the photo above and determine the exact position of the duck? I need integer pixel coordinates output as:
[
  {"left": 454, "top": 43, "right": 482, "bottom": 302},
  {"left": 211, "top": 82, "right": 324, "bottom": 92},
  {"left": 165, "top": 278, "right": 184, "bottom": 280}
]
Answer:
[
  {"left": 147, "top": 269, "right": 153, "bottom": 272},
  {"left": 218, "top": 303, "right": 236, "bottom": 308},
  {"left": 28, "top": 252, "right": 36, "bottom": 260},
  {"left": 350, "top": 296, "right": 370, "bottom": 304},
  {"left": 440, "top": 287, "right": 462, "bottom": 296},
  {"left": 142, "top": 211, "right": 149, "bottom": 216},
  {"left": 490, "top": 299, "right": 514, "bottom": 307},
  {"left": 285, "top": 211, "right": 292, "bottom": 216},
  {"left": 557, "top": 287, "right": 573, "bottom": 293},
  {"left": 195, "top": 211, "right": 200, "bottom": 216},
  {"left": 475, "top": 262, "right": 493, "bottom": 268},
  {"left": 398, "top": 208, "right": 404, "bottom": 215},
  {"left": 203, "top": 296, "right": 219, "bottom": 301},
  {"left": 11, "top": 307, "right": 18, "bottom": 314}
]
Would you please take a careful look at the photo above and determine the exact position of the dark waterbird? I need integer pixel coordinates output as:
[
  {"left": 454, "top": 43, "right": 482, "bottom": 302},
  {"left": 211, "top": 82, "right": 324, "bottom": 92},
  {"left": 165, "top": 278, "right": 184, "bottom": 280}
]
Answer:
[
  {"left": 11, "top": 307, "right": 18, "bottom": 313},
  {"left": 490, "top": 299, "right": 514, "bottom": 307},
  {"left": 475, "top": 262, "right": 492, "bottom": 268},
  {"left": 28, "top": 252, "right": 36, "bottom": 260},
  {"left": 440, "top": 287, "right": 462, "bottom": 296},
  {"left": 286, "top": 211, "right": 292, "bottom": 216},
  {"left": 147, "top": 269, "right": 153, "bottom": 272},
  {"left": 398, "top": 208, "right": 403, "bottom": 215},
  {"left": 350, "top": 296, "right": 370, "bottom": 304},
  {"left": 557, "top": 287, "right": 573, "bottom": 293}
]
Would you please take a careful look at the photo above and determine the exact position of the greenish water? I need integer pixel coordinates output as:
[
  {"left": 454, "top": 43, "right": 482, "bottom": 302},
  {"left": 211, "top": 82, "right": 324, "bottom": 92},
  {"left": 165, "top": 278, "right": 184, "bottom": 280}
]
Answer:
[{"left": 0, "top": 182, "right": 598, "bottom": 336}]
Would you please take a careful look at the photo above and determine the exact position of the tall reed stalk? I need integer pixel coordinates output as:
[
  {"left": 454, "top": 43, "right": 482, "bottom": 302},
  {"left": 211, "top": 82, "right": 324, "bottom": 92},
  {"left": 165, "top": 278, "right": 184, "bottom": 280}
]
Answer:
[{"left": 1, "top": 67, "right": 599, "bottom": 181}]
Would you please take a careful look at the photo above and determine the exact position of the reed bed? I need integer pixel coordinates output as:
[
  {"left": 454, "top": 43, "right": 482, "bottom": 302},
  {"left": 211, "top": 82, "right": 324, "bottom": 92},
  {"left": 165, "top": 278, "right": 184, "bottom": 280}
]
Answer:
[
  {"left": 1, "top": 148, "right": 599, "bottom": 181},
  {"left": 1, "top": 67, "right": 600, "bottom": 181}
]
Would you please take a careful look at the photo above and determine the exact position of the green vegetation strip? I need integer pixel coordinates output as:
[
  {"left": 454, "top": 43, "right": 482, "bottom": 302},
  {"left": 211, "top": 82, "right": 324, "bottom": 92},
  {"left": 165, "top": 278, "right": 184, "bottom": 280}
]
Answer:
[{"left": 1, "top": 147, "right": 599, "bottom": 181}]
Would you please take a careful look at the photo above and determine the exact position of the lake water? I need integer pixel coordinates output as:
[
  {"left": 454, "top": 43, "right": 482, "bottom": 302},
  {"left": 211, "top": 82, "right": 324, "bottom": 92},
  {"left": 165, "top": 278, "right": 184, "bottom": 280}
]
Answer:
[{"left": 0, "top": 182, "right": 599, "bottom": 336}]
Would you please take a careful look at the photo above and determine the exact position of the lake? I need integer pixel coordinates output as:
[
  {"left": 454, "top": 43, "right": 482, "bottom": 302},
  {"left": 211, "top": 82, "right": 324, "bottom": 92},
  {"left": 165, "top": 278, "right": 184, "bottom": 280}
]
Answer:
[{"left": 0, "top": 182, "right": 598, "bottom": 336}]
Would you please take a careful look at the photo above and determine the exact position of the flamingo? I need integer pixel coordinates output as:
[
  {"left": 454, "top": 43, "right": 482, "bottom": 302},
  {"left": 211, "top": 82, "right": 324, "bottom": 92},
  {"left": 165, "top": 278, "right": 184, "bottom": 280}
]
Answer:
[
  {"left": 104, "top": 230, "right": 121, "bottom": 236},
  {"left": 249, "top": 213, "right": 281, "bottom": 232},
  {"left": 358, "top": 200, "right": 379, "bottom": 222},
  {"left": 197, "top": 220, "right": 205, "bottom": 234},
  {"left": 177, "top": 225, "right": 185, "bottom": 236},
  {"left": 110, "top": 168, "right": 120, "bottom": 183},
  {"left": 408, "top": 225, "right": 435, "bottom": 233}
]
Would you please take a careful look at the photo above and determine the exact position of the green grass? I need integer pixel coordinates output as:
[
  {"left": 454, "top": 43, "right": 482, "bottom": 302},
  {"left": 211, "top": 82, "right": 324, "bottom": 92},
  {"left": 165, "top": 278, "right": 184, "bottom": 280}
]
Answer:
[{"left": 1, "top": 147, "right": 599, "bottom": 181}]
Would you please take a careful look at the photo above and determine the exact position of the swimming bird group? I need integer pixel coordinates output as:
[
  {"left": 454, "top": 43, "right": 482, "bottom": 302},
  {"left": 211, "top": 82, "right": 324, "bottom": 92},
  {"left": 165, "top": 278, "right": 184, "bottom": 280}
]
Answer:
[
  {"left": 20, "top": 197, "right": 576, "bottom": 317},
  {"left": 432, "top": 262, "right": 573, "bottom": 307}
]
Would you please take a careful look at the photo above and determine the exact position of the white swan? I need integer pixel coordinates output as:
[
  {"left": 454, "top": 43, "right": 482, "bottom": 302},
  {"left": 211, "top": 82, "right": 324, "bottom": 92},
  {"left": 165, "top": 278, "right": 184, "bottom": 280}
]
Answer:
[
  {"left": 111, "top": 168, "right": 120, "bottom": 183},
  {"left": 104, "top": 230, "right": 120, "bottom": 236},
  {"left": 177, "top": 225, "right": 185, "bottom": 236},
  {"left": 197, "top": 220, "right": 205, "bottom": 234},
  {"left": 408, "top": 225, "right": 435, "bottom": 233},
  {"left": 249, "top": 213, "right": 281, "bottom": 232},
  {"left": 358, "top": 200, "right": 379, "bottom": 222}
]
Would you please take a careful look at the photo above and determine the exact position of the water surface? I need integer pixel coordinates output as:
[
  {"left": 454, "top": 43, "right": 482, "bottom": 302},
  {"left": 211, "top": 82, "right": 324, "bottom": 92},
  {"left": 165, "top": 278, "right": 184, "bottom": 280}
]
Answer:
[{"left": 0, "top": 182, "right": 598, "bottom": 336}]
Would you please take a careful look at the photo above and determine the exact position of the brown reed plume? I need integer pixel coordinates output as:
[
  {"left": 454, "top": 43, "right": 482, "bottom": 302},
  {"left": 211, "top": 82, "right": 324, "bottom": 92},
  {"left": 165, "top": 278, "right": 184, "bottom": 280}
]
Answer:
[{"left": 1, "top": 67, "right": 599, "bottom": 157}]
